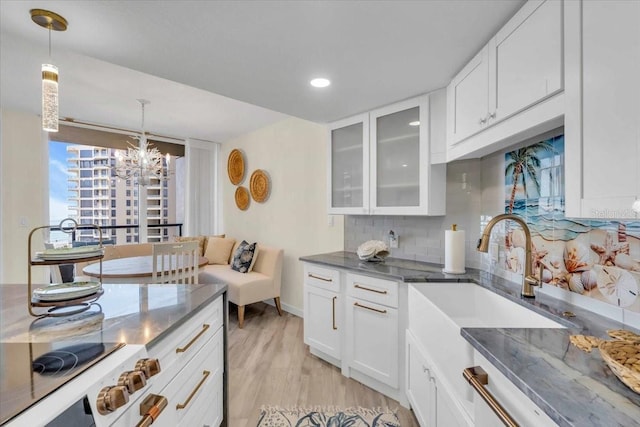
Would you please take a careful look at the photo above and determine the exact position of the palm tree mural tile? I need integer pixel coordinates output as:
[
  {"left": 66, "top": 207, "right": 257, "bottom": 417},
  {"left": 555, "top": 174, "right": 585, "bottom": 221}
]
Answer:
[{"left": 503, "top": 135, "right": 640, "bottom": 312}]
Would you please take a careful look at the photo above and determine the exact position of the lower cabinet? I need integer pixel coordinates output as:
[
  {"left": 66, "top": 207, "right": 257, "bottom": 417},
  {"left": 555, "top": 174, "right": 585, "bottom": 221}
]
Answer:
[
  {"left": 302, "top": 263, "right": 407, "bottom": 406},
  {"left": 406, "top": 330, "right": 472, "bottom": 427},
  {"left": 303, "top": 264, "right": 342, "bottom": 362},
  {"left": 472, "top": 352, "right": 557, "bottom": 427},
  {"left": 346, "top": 296, "right": 399, "bottom": 387},
  {"left": 149, "top": 296, "right": 224, "bottom": 427}
]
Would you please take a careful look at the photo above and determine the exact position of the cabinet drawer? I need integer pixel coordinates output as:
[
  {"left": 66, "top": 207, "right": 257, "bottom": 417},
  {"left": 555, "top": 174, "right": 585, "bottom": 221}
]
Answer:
[
  {"left": 346, "top": 273, "right": 398, "bottom": 308},
  {"left": 165, "top": 326, "right": 224, "bottom": 425},
  {"left": 148, "top": 296, "right": 224, "bottom": 391},
  {"left": 304, "top": 264, "right": 340, "bottom": 291}
]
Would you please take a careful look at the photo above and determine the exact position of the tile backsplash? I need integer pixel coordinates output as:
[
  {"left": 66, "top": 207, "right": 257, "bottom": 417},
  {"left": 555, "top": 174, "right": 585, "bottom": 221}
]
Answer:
[
  {"left": 345, "top": 159, "right": 485, "bottom": 269},
  {"left": 344, "top": 130, "right": 640, "bottom": 321}
]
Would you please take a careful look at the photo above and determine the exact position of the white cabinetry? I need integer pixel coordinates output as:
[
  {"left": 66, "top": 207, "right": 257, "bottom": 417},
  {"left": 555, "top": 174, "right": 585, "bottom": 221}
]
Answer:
[
  {"left": 447, "top": 0, "right": 564, "bottom": 161},
  {"left": 302, "top": 263, "right": 408, "bottom": 406},
  {"left": 406, "top": 330, "right": 472, "bottom": 427},
  {"left": 328, "top": 114, "right": 369, "bottom": 215},
  {"left": 128, "top": 295, "right": 225, "bottom": 427},
  {"left": 472, "top": 352, "right": 557, "bottom": 427},
  {"left": 447, "top": 46, "right": 491, "bottom": 144},
  {"left": 328, "top": 94, "right": 446, "bottom": 216},
  {"left": 345, "top": 273, "right": 399, "bottom": 387},
  {"left": 564, "top": 0, "right": 640, "bottom": 219},
  {"left": 303, "top": 264, "right": 342, "bottom": 363}
]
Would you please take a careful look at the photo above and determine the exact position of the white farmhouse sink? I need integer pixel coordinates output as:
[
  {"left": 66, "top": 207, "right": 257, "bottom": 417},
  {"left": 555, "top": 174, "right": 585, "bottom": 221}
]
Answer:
[
  {"left": 408, "top": 282, "right": 565, "bottom": 419},
  {"left": 412, "top": 282, "right": 564, "bottom": 329}
]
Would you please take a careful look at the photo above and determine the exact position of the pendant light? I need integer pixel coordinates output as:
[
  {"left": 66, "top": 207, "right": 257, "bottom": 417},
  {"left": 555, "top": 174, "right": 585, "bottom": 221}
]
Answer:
[{"left": 30, "top": 9, "right": 68, "bottom": 133}]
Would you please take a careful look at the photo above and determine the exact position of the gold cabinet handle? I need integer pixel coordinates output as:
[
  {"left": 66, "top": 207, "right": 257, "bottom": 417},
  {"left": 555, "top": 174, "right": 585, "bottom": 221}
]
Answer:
[
  {"left": 176, "top": 324, "right": 210, "bottom": 353},
  {"left": 353, "top": 301, "right": 387, "bottom": 314},
  {"left": 354, "top": 283, "right": 388, "bottom": 294},
  {"left": 463, "top": 366, "right": 518, "bottom": 427},
  {"left": 308, "top": 273, "right": 332, "bottom": 282},
  {"left": 136, "top": 394, "right": 168, "bottom": 427},
  {"left": 176, "top": 370, "right": 211, "bottom": 410},
  {"left": 332, "top": 296, "right": 337, "bottom": 330}
]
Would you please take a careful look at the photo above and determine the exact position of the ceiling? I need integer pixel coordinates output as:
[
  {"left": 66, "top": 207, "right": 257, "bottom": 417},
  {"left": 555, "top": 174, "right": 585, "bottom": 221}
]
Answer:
[{"left": 0, "top": 0, "right": 524, "bottom": 143}]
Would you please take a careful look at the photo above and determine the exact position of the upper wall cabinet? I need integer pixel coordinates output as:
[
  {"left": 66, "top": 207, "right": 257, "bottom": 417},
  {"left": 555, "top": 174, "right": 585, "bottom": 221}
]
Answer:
[
  {"left": 328, "top": 95, "right": 446, "bottom": 216},
  {"left": 328, "top": 114, "right": 370, "bottom": 215},
  {"left": 447, "top": 0, "right": 564, "bottom": 161},
  {"left": 564, "top": 0, "right": 640, "bottom": 219}
]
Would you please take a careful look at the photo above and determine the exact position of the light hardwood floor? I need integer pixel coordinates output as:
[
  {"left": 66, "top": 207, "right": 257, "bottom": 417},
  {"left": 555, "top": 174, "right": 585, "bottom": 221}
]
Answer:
[{"left": 228, "top": 302, "right": 419, "bottom": 427}]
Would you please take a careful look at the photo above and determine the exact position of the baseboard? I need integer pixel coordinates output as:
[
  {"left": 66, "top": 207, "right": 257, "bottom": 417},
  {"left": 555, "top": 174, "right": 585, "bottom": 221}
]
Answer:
[{"left": 263, "top": 299, "right": 303, "bottom": 318}]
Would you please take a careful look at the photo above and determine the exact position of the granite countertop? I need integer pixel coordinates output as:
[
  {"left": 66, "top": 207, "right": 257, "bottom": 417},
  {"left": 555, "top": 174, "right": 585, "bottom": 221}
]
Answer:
[
  {"left": 0, "top": 282, "right": 227, "bottom": 348},
  {"left": 300, "top": 251, "right": 640, "bottom": 427}
]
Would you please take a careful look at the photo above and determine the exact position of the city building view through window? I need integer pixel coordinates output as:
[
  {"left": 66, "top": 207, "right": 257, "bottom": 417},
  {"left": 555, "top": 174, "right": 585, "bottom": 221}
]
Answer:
[{"left": 49, "top": 140, "right": 185, "bottom": 244}]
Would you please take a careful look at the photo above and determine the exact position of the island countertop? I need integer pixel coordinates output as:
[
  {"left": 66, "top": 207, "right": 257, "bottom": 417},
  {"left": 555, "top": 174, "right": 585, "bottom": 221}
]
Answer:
[
  {"left": 300, "top": 251, "right": 640, "bottom": 427},
  {"left": 0, "top": 282, "right": 227, "bottom": 348}
]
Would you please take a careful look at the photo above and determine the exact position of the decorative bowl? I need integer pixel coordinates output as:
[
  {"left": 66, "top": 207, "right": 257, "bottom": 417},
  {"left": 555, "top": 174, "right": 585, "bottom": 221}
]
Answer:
[{"left": 599, "top": 340, "right": 640, "bottom": 394}]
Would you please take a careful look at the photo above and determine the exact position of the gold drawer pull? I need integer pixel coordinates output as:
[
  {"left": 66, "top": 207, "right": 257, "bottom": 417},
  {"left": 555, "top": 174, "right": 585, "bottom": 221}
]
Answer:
[
  {"left": 176, "top": 324, "right": 210, "bottom": 353},
  {"left": 354, "top": 301, "right": 387, "bottom": 314},
  {"left": 463, "top": 366, "right": 518, "bottom": 427},
  {"left": 332, "top": 296, "right": 337, "bottom": 330},
  {"left": 136, "top": 394, "right": 168, "bottom": 427},
  {"left": 176, "top": 370, "right": 211, "bottom": 410},
  {"left": 308, "top": 273, "right": 332, "bottom": 282},
  {"left": 354, "top": 283, "right": 388, "bottom": 294}
]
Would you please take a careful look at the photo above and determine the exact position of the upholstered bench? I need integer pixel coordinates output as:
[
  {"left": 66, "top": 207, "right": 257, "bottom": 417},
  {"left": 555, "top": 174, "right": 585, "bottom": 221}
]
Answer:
[{"left": 197, "top": 238, "right": 284, "bottom": 328}]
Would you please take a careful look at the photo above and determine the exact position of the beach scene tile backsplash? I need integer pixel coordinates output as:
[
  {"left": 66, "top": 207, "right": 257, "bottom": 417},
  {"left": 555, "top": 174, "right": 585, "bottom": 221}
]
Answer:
[{"left": 500, "top": 134, "right": 640, "bottom": 313}]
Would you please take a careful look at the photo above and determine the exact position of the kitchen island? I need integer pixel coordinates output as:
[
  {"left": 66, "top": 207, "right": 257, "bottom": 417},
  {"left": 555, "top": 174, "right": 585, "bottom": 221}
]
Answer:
[
  {"left": 301, "top": 251, "right": 640, "bottom": 427},
  {"left": 0, "top": 282, "right": 227, "bottom": 426}
]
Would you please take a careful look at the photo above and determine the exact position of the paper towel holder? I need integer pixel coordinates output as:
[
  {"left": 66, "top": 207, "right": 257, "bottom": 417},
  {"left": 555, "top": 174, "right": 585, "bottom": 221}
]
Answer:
[{"left": 443, "top": 224, "right": 466, "bottom": 274}]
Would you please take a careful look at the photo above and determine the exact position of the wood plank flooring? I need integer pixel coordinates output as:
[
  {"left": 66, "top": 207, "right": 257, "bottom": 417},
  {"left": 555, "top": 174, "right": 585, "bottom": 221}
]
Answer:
[{"left": 228, "top": 302, "right": 419, "bottom": 427}]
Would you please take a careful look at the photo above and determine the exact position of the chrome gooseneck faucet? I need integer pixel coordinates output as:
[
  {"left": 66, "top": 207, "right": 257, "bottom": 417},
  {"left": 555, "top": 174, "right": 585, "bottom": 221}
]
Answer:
[{"left": 477, "top": 213, "right": 541, "bottom": 297}]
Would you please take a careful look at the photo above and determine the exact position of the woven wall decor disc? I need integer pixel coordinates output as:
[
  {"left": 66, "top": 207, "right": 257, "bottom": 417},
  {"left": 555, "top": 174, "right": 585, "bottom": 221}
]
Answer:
[
  {"left": 235, "top": 186, "right": 250, "bottom": 210},
  {"left": 250, "top": 169, "right": 270, "bottom": 203},
  {"left": 227, "top": 149, "right": 245, "bottom": 185}
]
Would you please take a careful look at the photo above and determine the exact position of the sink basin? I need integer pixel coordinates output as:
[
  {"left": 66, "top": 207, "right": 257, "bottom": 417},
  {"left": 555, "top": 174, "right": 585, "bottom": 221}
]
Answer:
[
  {"left": 408, "top": 282, "right": 565, "bottom": 416},
  {"left": 412, "top": 282, "right": 564, "bottom": 328}
]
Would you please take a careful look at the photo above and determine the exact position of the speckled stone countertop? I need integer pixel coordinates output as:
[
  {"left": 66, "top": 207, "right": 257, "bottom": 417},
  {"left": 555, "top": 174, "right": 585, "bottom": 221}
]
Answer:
[
  {"left": 0, "top": 282, "right": 227, "bottom": 348},
  {"left": 300, "top": 251, "right": 640, "bottom": 427}
]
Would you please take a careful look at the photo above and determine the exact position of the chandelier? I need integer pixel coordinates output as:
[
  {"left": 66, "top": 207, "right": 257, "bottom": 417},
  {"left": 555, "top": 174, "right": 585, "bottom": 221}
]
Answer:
[{"left": 114, "top": 99, "right": 170, "bottom": 187}]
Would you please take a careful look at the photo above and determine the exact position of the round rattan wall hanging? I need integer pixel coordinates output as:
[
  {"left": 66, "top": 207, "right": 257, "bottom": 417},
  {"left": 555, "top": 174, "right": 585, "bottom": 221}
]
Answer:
[
  {"left": 227, "top": 149, "right": 245, "bottom": 185},
  {"left": 250, "top": 169, "right": 270, "bottom": 203},
  {"left": 235, "top": 186, "right": 250, "bottom": 211}
]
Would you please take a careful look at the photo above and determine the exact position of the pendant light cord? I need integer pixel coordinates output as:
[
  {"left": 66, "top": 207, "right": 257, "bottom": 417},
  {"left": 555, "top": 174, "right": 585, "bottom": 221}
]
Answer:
[{"left": 48, "top": 25, "right": 52, "bottom": 58}]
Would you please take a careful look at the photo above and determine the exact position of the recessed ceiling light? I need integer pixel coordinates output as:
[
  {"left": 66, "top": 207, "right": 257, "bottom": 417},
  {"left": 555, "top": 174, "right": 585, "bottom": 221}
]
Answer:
[
  {"left": 409, "top": 121, "right": 420, "bottom": 126},
  {"left": 310, "top": 78, "right": 331, "bottom": 88},
  {"left": 402, "top": 164, "right": 408, "bottom": 168}
]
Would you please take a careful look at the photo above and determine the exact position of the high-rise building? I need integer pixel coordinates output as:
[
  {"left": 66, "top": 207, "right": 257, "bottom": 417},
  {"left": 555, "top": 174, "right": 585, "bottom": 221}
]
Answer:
[{"left": 66, "top": 144, "right": 176, "bottom": 244}]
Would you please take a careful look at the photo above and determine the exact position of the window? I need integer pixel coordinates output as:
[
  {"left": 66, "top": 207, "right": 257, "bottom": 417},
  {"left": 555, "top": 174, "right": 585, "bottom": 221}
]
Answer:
[
  {"left": 126, "top": 236, "right": 132, "bottom": 243},
  {"left": 49, "top": 127, "right": 188, "bottom": 243}
]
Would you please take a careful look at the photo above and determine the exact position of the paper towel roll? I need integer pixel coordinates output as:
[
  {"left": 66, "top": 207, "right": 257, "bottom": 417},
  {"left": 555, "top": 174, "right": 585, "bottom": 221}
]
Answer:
[{"left": 443, "top": 229, "right": 466, "bottom": 274}]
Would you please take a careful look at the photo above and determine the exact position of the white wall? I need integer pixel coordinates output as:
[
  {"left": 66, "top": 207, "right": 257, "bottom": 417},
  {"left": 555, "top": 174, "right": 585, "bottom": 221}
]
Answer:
[
  {"left": 222, "top": 117, "right": 344, "bottom": 314},
  {"left": 1, "top": 109, "right": 48, "bottom": 283}
]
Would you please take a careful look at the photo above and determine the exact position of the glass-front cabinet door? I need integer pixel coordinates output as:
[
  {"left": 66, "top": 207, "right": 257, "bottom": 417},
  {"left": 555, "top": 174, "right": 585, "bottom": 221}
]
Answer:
[
  {"left": 370, "top": 96, "right": 443, "bottom": 215},
  {"left": 328, "top": 114, "right": 369, "bottom": 214}
]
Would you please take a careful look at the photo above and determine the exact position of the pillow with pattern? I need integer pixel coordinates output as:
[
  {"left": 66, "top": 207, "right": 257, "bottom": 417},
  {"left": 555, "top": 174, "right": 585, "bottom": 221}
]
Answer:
[{"left": 231, "top": 240, "right": 257, "bottom": 273}]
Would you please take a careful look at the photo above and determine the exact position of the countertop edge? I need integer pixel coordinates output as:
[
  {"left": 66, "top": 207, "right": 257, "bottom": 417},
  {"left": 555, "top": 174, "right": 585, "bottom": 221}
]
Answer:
[{"left": 145, "top": 284, "right": 227, "bottom": 350}]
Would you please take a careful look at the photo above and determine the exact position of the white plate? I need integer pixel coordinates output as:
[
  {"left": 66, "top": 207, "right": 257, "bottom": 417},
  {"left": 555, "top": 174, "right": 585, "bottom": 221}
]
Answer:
[
  {"left": 37, "top": 246, "right": 104, "bottom": 260},
  {"left": 33, "top": 282, "right": 102, "bottom": 302}
]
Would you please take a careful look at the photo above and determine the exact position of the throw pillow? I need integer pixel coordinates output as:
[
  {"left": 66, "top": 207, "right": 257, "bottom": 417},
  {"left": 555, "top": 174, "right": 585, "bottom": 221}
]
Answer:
[
  {"left": 175, "top": 234, "right": 224, "bottom": 256},
  {"left": 204, "top": 237, "right": 236, "bottom": 265},
  {"left": 231, "top": 241, "right": 258, "bottom": 273}
]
